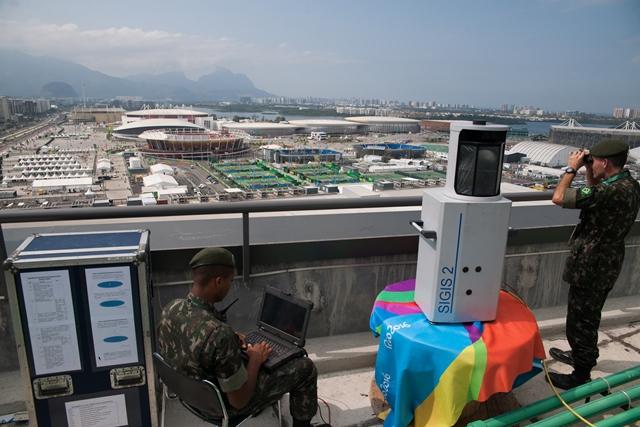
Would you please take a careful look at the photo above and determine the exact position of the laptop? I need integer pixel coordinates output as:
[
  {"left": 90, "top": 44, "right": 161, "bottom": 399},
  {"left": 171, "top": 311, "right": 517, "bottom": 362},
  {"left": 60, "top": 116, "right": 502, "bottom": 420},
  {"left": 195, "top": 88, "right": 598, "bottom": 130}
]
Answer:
[{"left": 243, "top": 287, "right": 313, "bottom": 371}]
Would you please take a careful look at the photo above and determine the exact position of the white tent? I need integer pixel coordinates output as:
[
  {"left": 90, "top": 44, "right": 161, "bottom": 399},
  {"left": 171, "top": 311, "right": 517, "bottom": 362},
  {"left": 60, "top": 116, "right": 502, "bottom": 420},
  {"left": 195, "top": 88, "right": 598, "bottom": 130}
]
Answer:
[
  {"left": 97, "top": 159, "right": 112, "bottom": 172},
  {"left": 150, "top": 163, "right": 174, "bottom": 175},
  {"left": 143, "top": 173, "right": 179, "bottom": 190}
]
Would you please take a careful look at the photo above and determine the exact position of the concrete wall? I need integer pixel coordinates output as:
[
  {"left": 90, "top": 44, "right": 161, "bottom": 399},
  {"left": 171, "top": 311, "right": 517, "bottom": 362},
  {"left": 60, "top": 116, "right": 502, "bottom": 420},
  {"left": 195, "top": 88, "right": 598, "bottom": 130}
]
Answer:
[{"left": 1, "top": 201, "right": 639, "bottom": 372}]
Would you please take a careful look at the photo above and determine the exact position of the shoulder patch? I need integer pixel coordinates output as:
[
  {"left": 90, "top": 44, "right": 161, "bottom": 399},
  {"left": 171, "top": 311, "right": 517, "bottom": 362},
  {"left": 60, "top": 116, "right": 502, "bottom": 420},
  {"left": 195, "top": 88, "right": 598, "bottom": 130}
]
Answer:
[{"left": 580, "top": 187, "right": 593, "bottom": 196}]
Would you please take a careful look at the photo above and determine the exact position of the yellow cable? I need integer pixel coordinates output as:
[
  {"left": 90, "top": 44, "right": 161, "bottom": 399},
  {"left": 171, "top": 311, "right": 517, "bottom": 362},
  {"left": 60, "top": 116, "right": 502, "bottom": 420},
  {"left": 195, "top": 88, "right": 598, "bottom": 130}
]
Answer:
[{"left": 542, "top": 356, "right": 596, "bottom": 426}]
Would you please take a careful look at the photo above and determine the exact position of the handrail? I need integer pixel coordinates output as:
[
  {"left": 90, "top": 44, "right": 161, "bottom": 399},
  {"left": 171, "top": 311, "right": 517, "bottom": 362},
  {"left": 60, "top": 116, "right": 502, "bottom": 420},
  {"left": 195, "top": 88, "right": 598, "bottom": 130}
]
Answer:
[
  {"left": 0, "top": 191, "right": 553, "bottom": 224},
  {"left": 0, "top": 191, "right": 554, "bottom": 282}
]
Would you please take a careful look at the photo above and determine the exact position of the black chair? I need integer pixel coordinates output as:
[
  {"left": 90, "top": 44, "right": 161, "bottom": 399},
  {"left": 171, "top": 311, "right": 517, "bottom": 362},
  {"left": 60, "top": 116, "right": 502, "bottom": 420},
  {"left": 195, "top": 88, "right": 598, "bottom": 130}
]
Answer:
[{"left": 153, "top": 352, "right": 283, "bottom": 427}]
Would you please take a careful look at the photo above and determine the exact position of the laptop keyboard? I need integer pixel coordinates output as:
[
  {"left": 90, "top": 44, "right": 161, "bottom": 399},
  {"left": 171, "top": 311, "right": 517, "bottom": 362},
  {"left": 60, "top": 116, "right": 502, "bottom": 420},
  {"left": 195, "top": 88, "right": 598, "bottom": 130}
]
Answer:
[{"left": 245, "top": 332, "right": 288, "bottom": 357}]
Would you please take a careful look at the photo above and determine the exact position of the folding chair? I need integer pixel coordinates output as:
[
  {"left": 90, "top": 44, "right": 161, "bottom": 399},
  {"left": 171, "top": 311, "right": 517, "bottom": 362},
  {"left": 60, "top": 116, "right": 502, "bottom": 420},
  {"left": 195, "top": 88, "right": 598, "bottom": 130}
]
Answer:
[{"left": 153, "top": 352, "right": 283, "bottom": 427}]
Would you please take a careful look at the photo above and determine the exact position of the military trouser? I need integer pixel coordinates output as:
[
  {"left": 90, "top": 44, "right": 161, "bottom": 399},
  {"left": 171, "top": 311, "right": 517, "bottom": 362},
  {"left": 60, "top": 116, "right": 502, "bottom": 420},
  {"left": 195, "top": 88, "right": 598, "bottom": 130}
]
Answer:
[
  {"left": 566, "top": 284, "right": 612, "bottom": 372},
  {"left": 230, "top": 356, "right": 318, "bottom": 421}
]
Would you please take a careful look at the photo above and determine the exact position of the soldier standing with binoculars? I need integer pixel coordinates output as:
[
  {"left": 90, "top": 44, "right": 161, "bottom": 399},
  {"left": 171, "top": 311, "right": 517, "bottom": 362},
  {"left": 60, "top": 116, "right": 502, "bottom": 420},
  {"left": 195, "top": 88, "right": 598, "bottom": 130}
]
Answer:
[{"left": 549, "top": 139, "right": 640, "bottom": 389}]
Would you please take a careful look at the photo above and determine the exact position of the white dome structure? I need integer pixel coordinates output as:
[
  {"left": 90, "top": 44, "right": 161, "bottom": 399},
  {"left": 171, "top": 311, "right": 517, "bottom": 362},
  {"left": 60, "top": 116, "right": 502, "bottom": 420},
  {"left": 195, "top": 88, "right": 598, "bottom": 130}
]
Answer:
[
  {"left": 287, "top": 119, "right": 366, "bottom": 135},
  {"left": 507, "top": 141, "right": 578, "bottom": 167},
  {"left": 221, "top": 122, "right": 297, "bottom": 137}
]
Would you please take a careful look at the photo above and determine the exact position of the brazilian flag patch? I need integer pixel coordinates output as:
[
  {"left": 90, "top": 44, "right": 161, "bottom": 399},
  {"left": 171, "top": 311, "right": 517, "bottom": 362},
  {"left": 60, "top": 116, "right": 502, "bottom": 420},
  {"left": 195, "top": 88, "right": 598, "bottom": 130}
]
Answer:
[{"left": 580, "top": 187, "right": 593, "bottom": 196}]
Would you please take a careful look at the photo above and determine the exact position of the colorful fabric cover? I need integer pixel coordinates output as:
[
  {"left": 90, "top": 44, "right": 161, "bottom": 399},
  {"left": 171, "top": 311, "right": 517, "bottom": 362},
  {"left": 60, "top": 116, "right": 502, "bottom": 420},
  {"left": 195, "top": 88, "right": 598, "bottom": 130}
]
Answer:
[{"left": 370, "top": 279, "right": 546, "bottom": 427}]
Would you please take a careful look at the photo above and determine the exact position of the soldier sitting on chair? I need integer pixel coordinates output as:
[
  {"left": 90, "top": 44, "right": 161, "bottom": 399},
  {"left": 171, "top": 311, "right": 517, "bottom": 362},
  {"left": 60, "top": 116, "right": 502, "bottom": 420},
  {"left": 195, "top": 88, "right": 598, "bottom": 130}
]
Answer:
[{"left": 158, "top": 247, "right": 330, "bottom": 427}]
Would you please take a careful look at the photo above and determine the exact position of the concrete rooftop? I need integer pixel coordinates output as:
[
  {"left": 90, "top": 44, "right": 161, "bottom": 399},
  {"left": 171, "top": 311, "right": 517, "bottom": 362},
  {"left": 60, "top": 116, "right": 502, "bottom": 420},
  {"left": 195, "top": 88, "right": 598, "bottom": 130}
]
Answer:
[{"left": 1, "top": 294, "right": 639, "bottom": 427}]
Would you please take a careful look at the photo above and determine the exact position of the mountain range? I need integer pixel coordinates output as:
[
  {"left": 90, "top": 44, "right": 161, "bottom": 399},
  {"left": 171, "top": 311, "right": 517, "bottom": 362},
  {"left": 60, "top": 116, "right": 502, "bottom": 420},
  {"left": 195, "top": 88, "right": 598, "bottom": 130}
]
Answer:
[{"left": 0, "top": 50, "right": 272, "bottom": 101}]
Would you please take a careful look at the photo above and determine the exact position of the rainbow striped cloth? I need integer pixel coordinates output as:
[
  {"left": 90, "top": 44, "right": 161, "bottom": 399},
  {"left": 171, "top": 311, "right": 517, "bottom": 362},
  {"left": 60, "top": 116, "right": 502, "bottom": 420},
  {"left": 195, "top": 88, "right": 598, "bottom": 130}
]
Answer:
[{"left": 370, "top": 279, "right": 546, "bottom": 427}]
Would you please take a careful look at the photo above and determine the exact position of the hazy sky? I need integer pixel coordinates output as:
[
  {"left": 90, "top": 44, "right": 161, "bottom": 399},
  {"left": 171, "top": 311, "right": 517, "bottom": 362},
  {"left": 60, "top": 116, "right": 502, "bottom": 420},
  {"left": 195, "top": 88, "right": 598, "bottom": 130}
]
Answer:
[{"left": 0, "top": 0, "right": 638, "bottom": 113}]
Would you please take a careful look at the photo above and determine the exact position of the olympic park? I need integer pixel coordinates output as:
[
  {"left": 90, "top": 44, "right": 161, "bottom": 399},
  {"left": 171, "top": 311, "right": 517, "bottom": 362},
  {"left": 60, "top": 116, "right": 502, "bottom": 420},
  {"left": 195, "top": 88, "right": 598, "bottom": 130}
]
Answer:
[
  {"left": 111, "top": 108, "right": 423, "bottom": 160},
  {"left": 105, "top": 108, "right": 443, "bottom": 199}
]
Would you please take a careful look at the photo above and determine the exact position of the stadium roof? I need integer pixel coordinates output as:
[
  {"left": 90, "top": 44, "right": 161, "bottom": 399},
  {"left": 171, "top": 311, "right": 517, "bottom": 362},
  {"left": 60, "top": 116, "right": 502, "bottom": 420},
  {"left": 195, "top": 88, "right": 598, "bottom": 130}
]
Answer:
[
  {"left": 221, "top": 122, "right": 297, "bottom": 130},
  {"left": 114, "top": 119, "right": 205, "bottom": 132},
  {"left": 345, "top": 116, "right": 420, "bottom": 124},
  {"left": 550, "top": 124, "right": 640, "bottom": 135},
  {"left": 507, "top": 141, "right": 577, "bottom": 166},
  {"left": 288, "top": 119, "right": 361, "bottom": 127},
  {"left": 125, "top": 108, "right": 208, "bottom": 117}
]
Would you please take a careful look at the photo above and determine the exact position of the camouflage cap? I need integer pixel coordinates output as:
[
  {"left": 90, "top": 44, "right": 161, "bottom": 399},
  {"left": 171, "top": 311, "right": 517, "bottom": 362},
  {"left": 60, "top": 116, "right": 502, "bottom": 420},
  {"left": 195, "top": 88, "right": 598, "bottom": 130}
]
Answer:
[
  {"left": 590, "top": 139, "right": 629, "bottom": 158},
  {"left": 190, "top": 247, "right": 235, "bottom": 269}
]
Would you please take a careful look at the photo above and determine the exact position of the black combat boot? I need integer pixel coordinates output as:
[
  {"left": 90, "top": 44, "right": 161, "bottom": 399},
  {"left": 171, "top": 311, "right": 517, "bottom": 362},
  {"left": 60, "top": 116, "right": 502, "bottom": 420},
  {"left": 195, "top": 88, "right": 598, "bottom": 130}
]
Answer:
[
  {"left": 549, "top": 347, "right": 573, "bottom": 367},
  {"left": 546, "top": 367, "right": 591, "bottom": 390}
]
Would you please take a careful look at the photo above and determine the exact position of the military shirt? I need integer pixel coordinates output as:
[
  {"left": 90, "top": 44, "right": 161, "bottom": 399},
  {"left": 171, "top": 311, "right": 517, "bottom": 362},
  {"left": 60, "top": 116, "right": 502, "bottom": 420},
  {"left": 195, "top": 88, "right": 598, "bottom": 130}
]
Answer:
[
  {"left": 157, "top": 293, "right": 247, "bottom": 393},
  {"left": 562, "top": 170, "right": 640, "bottom": 288}
]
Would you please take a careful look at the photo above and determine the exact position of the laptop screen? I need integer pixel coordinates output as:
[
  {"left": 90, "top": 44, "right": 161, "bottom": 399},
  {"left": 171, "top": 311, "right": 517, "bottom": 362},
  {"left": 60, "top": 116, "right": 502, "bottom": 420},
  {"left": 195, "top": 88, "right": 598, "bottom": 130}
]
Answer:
[{"left": 260, "top": 292, "right": 307, "bottom": 340}]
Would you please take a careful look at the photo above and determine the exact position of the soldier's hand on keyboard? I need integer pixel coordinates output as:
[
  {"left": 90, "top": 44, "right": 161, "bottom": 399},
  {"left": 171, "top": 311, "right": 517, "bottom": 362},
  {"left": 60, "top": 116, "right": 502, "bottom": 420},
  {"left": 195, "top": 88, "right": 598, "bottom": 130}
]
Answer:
[
  {"left": 246, "top": 342, "right": 272, "bottom": 365},
  {"left": 236, "top": 332, "right": 247, "bottom": 350}
]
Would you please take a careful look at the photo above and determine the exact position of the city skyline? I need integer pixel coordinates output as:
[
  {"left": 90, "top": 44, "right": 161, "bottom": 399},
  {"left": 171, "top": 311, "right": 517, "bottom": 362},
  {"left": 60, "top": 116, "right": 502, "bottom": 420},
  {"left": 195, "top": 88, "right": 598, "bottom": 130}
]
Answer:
[{"left": 0, "top": 0, "right": 639, "bottom": 114}]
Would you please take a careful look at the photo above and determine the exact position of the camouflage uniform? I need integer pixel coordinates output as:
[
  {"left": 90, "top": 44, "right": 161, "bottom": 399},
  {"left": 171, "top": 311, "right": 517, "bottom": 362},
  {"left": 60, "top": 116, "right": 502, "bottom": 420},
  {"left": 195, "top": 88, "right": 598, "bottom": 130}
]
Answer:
[
  {"left": 562, "top": 170, "right": 640, "bottom": 371},
  {"left": 157, "top": 293, "right": 318, "bottom": 421}
]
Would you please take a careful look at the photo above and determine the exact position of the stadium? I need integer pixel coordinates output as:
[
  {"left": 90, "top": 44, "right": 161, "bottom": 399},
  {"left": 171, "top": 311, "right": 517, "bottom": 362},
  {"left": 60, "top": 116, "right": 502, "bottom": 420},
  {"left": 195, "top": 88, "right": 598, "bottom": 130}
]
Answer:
[
  {"left": 137, "top": 129, "right": 249, "bottom": 160},
  {"left": 220, "top": 122, "right": 298, "bottom": 137},
  {"left": 549, "top": 121, "right": 640, "bottom": 149},
  {"left": 113, "top": 119, "right": 206, "bottom": 140},
  {"left": 287, "top": 119, "right": 366, "bottom": 135},
  {"left": 345, "top": 116, "right": 421, "bottom": 133}
]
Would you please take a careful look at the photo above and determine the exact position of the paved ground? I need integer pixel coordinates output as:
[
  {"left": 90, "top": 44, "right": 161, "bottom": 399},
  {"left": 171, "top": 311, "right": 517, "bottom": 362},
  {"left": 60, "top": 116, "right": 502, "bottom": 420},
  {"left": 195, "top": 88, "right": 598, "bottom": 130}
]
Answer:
[
  {"left": 1, "top": 301, "right": 639, "bottom": 426},
  {"left": 160, "top": 322, "right": 640, "bottom": 427}
]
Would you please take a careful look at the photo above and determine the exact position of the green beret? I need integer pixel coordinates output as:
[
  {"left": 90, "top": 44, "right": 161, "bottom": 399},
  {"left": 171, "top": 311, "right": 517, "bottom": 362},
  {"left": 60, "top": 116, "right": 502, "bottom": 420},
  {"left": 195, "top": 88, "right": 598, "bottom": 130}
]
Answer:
[
  {"left": 190, "top": 247, "right": 235, "bottom": 269},
  {"left": 590, "top": 139, "right": 629, "bottom": 158}
]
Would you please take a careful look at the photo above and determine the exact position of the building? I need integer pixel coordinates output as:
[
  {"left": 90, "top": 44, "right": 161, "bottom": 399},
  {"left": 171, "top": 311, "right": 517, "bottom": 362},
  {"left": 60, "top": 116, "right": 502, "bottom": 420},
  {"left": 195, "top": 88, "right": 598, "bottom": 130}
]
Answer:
[
  {"left": 506, "top": 141, "right": 577, "bottom": 167},
  {"left": 220, "top": 122, "right": 298, "bottom": 137},
  {"left": 141, "top": 174, "right": 188, "bottom": 196},
  {"left": 137, "top": 128, "right": 249, "bottom": 160},
  {"left": 549, "top": 120, "right": 640, "bottom": 149},
  {"left": 345, "top": 116, "right": 420, "bottom": 133},
  {"left": 263, "top": 148, "right": 343, "bottom": 164},
  {"left": 142, "top": 173, "right": 179, "bottom": 190},
  {"left": 287, "top": 119, "right": 366, "bottom": 135},
  {"left": 70, "top": 107, "right": 125, "bottom": 124},
  {"left": 149, "top": 163, "right": 174, "bottom": 175},
  {"left": 352, "top": 143, "right": 426, "bottom": 159},
  {"left": 420, "top": 120, "right": 453, "bottom": 133},
  {"left": 96, "top": 159, "right": 112, "bottom": 175},
  {"left": 0, "top": 97, "right": 10, "bottom": 122},
  {"left": 31, "top": 177, "right": 93, "bottom": 193},
  {"left": 113, "top": 119, "right": 205, "bottom": 140}
]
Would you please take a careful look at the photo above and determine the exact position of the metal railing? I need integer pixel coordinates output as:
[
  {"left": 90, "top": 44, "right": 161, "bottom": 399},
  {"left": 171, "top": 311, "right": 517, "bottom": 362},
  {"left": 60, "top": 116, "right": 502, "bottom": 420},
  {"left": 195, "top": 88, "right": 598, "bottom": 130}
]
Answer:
[{"left": 0, "top": 191, "right": 553, "bottom": 283}]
